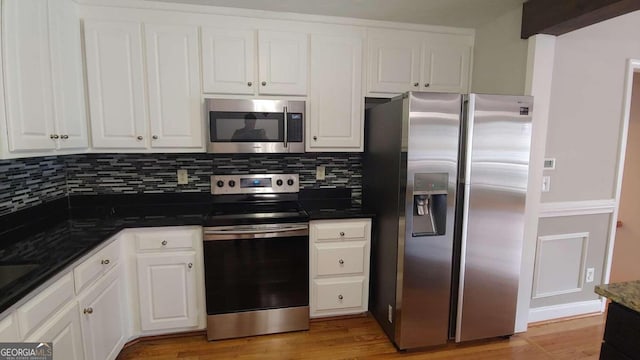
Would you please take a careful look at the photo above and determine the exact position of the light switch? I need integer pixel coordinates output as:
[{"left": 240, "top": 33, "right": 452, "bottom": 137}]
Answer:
[
  {"left": 316, "top": 166, "right": 325, "bottom": 180},
  {"left": 542, "top": 176, "right": 550, "bottom": 192}
]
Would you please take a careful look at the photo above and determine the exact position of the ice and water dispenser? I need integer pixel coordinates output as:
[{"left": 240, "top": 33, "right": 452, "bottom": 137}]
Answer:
[{"left": 412, "top": 173, "right": 448, "bottom": 237}]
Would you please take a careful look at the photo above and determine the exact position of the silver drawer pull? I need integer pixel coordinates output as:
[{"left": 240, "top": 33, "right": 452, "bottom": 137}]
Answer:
[
  {"left": 83, "top": 307, "right": 93, "bottom": 314},
  {"left": 338, "top": 259, "right": 344, "bottom": 265},
  {"left": 188, "top": 263, "right": 193, "bottom": 269},
  {"left": 161, "top": 240, "right": 168, "bottom": 246},
  {"left": 338, "top": 295, "right": 343, "bottom": 300},
  {"left": 339, "top": 232, "right": 345, "bottom": 237},
  {"left": 101, "top": 259, "right": 110, "bottom": 265}
]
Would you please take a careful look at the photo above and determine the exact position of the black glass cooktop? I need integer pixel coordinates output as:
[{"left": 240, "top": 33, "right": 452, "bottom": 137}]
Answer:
[{"left": 205, "top": 201, "right": 308, "bottom": 227}]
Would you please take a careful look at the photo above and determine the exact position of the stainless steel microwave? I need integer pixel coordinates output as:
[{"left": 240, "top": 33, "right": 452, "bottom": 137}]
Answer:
[{"left": 205, "top": 99, "right": 305, "bottom": 154}]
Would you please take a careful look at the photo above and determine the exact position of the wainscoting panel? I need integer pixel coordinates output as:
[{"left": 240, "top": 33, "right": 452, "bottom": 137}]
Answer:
[{"left": 532, "top": 232, "right": 589, "bottom": 299}]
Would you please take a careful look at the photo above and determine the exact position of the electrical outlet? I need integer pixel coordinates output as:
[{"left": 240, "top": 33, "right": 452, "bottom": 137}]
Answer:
[
  {"left": 388, "top": 305, "right": 393, "bottom": 323},
  {"left": 542, "top": 176, "right": 551, "bottom": 192},
  {"left": 586, "top": 267, "right": 595, "bottom": 283},
  {"left": 316, "top": 166, "right": 326, "bottom": 180},
  {"left": 177, "top": 169, "right": 188, "bottom": 185}
]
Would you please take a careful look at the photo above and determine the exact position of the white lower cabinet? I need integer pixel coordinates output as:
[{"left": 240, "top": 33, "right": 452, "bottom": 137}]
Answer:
[
  {"left": 78, "top": 265, "right": 127, "bottom": 360},
  {"left": 136, "top": 252, "right": 198, "bottom": 331},
  {"left": 26, "top": 302, "right": 84, "bottom": 360},
  {"left": 310, "top": 219, "right": 371, "bottom": 318}
]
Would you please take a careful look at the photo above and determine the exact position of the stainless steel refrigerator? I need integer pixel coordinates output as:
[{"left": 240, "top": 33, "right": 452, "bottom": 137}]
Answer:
[{"left": 363, "top": 92, "right": 533, "bottom": 350}]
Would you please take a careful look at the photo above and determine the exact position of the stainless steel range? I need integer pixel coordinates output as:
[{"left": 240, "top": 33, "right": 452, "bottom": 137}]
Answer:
[{"left": 203, "top": 174, "right": 309, "bottom": 341}]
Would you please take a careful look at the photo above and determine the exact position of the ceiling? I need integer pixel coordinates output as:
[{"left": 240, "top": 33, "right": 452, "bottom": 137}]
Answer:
[{"left": 149, "top": 0, "right": 525, "bottom": 28}]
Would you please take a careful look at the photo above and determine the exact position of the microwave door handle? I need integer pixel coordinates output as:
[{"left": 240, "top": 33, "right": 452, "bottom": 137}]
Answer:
[{"left": 283, "top": 106, "right": 288, "bottom": 148}]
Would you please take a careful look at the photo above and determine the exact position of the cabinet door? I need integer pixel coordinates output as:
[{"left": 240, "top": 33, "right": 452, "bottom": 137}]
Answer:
[
  {"left": 201, "top": 28, "right": 256, "bottom": 95},
  {"left": 2, "top": 0, "right": 56, "bottom": 151},
  {"left": 84, "top": 20, "right": 147, "bottom": 149},
  {"left": 421, "top": 33, "right": 472, "bottom": 93},
  {"left": 367, "top": 29, "right": 421, "bottom": 94},
  {"left": 258, "top": 30, "right": 308, "bottom": 95},
  {"left": 145, "top": 24, "right": 202, "bottom": 149},
  {"left": 78, "top": 267, "right": 126, "bottom": 360},
  {"left": 136, "top": 252, "right": 198, "bottom": 331},
  {"left": 308, "top": 34, "right": 363, "bottom": 151},
  {"left": 49, "top": 0, "right": 88, "bottom": 149},
  {"left": 26, "top": 302, "right": 84, "bottom": 360}
]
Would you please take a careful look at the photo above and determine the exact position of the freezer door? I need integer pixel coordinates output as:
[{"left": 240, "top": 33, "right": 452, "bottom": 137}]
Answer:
[
  {"left": 396, "top": 92, "right": 461, "bottom": 349},
  {"left": 456, "top": 94, "right": 533, "bottom": 342}
]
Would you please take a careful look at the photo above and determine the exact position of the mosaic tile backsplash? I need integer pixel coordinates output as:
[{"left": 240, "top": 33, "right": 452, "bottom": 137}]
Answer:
[
  {"left": 0, "top": 156, "right": 67, "bottom": 216},
  {"left": 65, "top": 153, "right": 362, "bottom": 198},
  {"left": 0, "top": 153, "right": 363, "bottom": 216}
]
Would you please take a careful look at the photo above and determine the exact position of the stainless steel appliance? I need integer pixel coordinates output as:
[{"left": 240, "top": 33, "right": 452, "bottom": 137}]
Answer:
[
  {"left": 203, "top": 173, "right": 309, "bottom": 340},
  {"left": 206, "top": 99, "right": 305, "bottom": 154},
  {"left": 363, "top": 92, "right": 533, "bottom": 350}
]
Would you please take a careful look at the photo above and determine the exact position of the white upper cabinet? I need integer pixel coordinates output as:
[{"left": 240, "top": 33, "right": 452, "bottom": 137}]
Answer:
[
  {"left": 367, "top": 28, "right": 473, "bottom": 95},
  {"left": 202, "top": 29, "right": 308, "bottom": 96},
  {"left": 421, "top": 33, "right": 472, "bottom": 93},
  {"left": 308, "top": 33, "right": 363, "bottom": 151},
  {"left": 201, "top": 28, "right": 256, "bottom": 95},
  {"left": 2, "top": 0, "right": 87, "bottom": 153},
  {"left": 84, "top": 20, "right": 148, "bottom": 149},
  {"left": 258, "top": 30, "right": 308, "bottom": 95},
  {"left": 145, "top": 24, "right": 202, "bottom": 148},
  {"left": 49, "top": 0, "right": 88, "bottom": 150},
  {"left": 367, "top": 29, "right": 421, "bottom": 94},
  {"left": 3, "top": 0, "right": 57, "bottom": 152}
]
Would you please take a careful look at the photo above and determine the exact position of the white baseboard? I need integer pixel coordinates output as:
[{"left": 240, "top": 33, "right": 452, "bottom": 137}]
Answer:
[{"left": 528, "top": 299, "right": 605, "bottom": 323}]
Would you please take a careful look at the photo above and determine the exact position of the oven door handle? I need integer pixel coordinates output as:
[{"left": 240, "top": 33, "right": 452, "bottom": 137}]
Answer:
[{"left": 203, "top": 225, "right": 308, "bottom": 241}]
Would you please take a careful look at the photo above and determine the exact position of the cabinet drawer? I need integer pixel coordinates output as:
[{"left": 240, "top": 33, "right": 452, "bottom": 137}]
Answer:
[
  {"left": 313, "top": 278, "right": 364, "bottom": 311},
  {"left": 312, "top": 220, "right": 369, "bottom": 242},
  {"left": 134, "top": 227, "right": 199, "bottom": 251},
  {"left": 315, "top": 242, "right": 366, "bottom": 276},
  {"left": 18, "top": 272, "right": 75, "bottom": 337},
  {"left": 74, "top": 239, "right": 120, "bottom": 294}
]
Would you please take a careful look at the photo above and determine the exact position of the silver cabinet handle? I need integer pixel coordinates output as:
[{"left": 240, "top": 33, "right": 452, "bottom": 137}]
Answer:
[
  {"left": 137, "top": 136, "right": 143, "bottom": 140},
  {"left": 413, "top": 82, "right": 419, "bottom": 87},
  {"left": 283, "top": 106, "right": 288, "bottom": 148},
  {"left": 152, "top": 135, "right": 158, "bottom": 140},
  {"left": 101, "top": 259, "right": 110, "bottom": 265},
  {"left": 60, "top": 135, "right": 69, "bottom": 139},
  {"left": 339, "top": 232, "right": 345, "bottom": 237},
  {"left": 338, "top": 295, "right": 343, "bottom": 300},
  {"left": 424, "top": 83, "right": 430, "bottom": 88},
  {"left": 188, "top": 263, "right": 193, "bottom": 269},
  {"left": 261, "top": 81, "right": 267, "bottom": 86},
  {"left": 50, "top": 134, "right": 59, "bottom": 139},
  {"left": 83, "top": 307, "right": 93, "bottom": 314},
  {"left": 338, "top": 259, "right": 344, "bottom": 265},
  {"left": 161, "top": 240, "right": 167, "bottom": 246},
  {"left": 247, "top": 81, "right": 252, "bottom": 87}
]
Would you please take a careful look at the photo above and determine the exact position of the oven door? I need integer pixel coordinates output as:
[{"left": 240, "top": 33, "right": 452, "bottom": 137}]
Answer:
[
  {"left": 203, "top": 223, "right": 309, "bottom": 315},
  {"left": 206, "top": 98, "right": 304, "bottom": 154}
]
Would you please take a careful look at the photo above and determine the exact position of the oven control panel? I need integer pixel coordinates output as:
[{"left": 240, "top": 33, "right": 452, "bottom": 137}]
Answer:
[{"left": 211, "top": 174, "right": 300, "bottom": 195}]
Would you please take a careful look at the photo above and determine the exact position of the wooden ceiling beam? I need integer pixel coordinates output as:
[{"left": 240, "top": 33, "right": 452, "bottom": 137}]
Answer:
[{"left": 521, "top": 0, "right": 640, "bottom": 39}]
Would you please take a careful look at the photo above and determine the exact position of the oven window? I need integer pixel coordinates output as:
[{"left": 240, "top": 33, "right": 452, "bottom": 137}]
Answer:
[
  {"left": 210, "top": 111, "right": 284, "bottom": 142},
  {"left": 204, "top": 236, "right": 309, "bottom": 314}
]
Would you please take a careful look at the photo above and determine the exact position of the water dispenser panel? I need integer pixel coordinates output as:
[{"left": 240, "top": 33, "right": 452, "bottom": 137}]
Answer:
[{"left": 412, "top": 173, "right": 448, "bottom": 237}]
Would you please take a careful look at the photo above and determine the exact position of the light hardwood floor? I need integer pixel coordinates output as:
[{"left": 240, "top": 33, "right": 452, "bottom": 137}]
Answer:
[{"left": 117, "top": 313, "right": 605, "bottom": 359}]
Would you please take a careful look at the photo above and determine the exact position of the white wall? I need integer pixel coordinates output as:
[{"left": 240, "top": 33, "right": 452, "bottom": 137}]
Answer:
[
  {"left": 529, "top": 10, "right": 640, "bottom": 318},
  {"left": 543, "top": 10, "right": 640, "bottom": 203},
  {"left": 471, "top": 6, "right": 528, "bottom": 95}
]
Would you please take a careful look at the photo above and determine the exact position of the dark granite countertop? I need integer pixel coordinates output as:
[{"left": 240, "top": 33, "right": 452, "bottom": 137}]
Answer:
[
  {"left": 596, "top": 281, "right": 640, "bottom": 313},
  {"left": 0, "top": 190, "right": 374, "bottom": 314}
]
